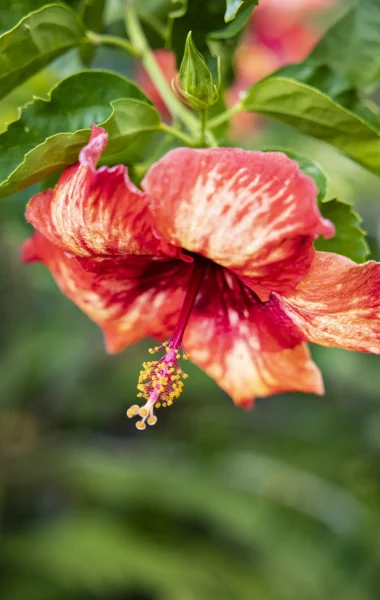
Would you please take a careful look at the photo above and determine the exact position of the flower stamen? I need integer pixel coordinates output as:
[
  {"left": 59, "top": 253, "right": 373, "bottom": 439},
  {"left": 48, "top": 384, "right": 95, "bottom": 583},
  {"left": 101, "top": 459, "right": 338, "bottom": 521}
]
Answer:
[
  {"left": 127, "top": 345, "right": 189, "bottom": 429},
  {"left": 126, "top": 258, "right": 206, "bottom": 431}
]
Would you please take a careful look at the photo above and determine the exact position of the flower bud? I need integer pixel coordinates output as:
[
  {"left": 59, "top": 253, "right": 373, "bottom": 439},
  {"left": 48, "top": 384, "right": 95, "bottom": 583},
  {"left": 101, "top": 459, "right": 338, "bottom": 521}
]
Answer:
[{"left": 175, "top": 32, "right": 219, "bottom": 110}]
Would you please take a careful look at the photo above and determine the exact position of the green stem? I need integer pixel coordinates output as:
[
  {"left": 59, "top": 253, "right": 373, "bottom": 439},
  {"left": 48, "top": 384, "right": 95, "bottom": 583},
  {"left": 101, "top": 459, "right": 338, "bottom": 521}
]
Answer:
[
  {"left": 208, "top": 103, "right": 243, "bottom": 130},
  {"left": 159, "top": 123, "right": 197, "bottom": 147},
  {"left": 86, "top": 31, "right": 141, "bottom": 58},
  {"left": 132, "top": 123, "right": 197, "bottom": 182},
  {"left": 124, "top": 6, "right": 199, "bottom": 136},
  {"left": 199, "top": 109, "right": 208, "bottom": 146}
]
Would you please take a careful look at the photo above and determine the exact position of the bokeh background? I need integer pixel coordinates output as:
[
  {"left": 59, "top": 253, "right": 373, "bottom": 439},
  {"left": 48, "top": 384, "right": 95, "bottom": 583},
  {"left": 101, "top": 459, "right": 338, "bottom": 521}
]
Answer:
[{"left": 2, "top": 1, "right": 380, "bottom": 599}]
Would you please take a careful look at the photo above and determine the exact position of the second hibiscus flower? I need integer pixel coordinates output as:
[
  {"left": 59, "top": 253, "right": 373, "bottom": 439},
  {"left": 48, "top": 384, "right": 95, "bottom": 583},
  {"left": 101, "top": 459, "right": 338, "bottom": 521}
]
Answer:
[{"left": 23, "top": 125, "right": 380, "bottom": 430}]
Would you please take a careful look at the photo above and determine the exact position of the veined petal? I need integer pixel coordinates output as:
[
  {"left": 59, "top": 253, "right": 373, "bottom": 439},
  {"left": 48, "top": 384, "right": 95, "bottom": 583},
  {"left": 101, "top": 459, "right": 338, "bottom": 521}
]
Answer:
[
  {"left": 22, "top": 233, "right": 192, "bottom": 353},
  {"left": 184, "top": 266, "right": 323, "bottom": 407},
  {"left": 26, "top": 125, "right": 177, "bottom": 259},
  {"left": 143, "top": 148, "right": 334, "bottom": 298},
  {"left": 274, "top": 252, "right": 380, "bottom": 353}
]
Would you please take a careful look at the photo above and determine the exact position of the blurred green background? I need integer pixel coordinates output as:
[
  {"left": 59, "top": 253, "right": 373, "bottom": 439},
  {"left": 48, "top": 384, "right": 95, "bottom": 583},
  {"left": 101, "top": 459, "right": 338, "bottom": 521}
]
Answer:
[{"left": 2, "top": 3, "right": 380, "bottom": 599}]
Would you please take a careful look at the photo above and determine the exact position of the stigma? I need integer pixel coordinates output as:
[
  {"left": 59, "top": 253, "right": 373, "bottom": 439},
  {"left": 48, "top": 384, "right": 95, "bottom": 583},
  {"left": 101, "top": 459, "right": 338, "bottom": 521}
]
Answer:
[{"left": 126, "top": 342, "right": 189, "bottom": 430}]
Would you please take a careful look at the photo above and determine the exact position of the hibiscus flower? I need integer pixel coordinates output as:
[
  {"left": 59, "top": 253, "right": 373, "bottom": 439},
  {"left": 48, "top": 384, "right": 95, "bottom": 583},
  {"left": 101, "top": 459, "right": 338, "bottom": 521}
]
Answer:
[{"left": 22, "top": 125, "right": 380, "bottom": 430}]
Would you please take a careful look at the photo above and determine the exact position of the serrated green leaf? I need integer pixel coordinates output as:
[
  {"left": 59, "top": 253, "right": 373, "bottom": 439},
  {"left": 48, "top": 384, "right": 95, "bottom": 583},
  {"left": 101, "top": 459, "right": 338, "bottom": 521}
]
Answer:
[
  {"left": 0, "top": 4, "right": 88, "bottom": 100},
  {"left": 224, "top": 0, "right": 258, "bottom": 23},
  {"left": 0, "top": 70, "right": 160, "bottom": 199},
  {"left": 315, "top": 199, "right": 369, "bottom": 263},
  {"left": 309, "top": 0, "right": 380, "bottom": 90},
  {"left": 243, "top": 77, "right": 380, "bottom": 178}
]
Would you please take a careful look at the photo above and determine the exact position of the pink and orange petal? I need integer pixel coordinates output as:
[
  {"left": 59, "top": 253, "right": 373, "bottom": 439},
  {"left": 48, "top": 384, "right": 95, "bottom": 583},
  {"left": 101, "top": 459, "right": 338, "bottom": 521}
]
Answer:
[
  {"left": 26, "top": 125, "right": 182, "bottom": 260},
  {"left": 23, "top": 232, "right": 192, "bottom": 353},
  {"left": 184, "top": 265, "right": 323, "bottom": 408},
  {"left": 275, "top": 252, "right": 380, "bottom": 354},
  {"left": 143, "top": 147, "right": 334, "bottom": 298}
]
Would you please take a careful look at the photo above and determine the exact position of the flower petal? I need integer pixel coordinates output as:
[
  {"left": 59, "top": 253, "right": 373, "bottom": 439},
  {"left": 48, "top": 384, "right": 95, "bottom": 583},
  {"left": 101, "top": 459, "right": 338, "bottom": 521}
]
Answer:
[
  {"left": 274, "top": 251, "right": 380, "bottom": 353},
  {"left": 22, "top": 233, "right": 192, "bottom": 353},
  {"left": 26, "top": 124, "right": 177, "bottom": 259},
  {"left": 184, "top": 266, "right": 324, "bottom": 407},
  {"left": 143, "top": 148, "right": 334, "bottom": 298}
]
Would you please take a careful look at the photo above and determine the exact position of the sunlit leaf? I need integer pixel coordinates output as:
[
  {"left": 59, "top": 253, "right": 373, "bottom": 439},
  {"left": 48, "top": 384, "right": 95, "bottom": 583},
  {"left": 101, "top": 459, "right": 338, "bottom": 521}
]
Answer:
[
  {"left": 0, "top": 70, "right": 160, "bottom": 199},
  {"left": 0, "top": 4, "right": 88, "bottom": 100},
  {"left": 0, "top": 1, "right": 79, "bottom": 33},
  {"left": 243, "top": 77, "right": 380, "bottom": 177},
  {"left": 224, "top": 0, "right": 258, "bottom": 22}
]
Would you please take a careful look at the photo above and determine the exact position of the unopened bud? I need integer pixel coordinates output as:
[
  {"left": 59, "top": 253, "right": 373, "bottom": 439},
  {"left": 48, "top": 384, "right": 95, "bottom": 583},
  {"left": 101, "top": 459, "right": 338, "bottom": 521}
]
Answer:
[{"left": 174, "top": 31, "right": 218, "bottom": 110}]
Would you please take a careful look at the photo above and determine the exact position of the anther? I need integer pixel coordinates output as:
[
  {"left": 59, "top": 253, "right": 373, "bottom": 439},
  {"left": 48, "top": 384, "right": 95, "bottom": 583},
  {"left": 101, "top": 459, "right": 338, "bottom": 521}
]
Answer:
[{"left": 127, "top": 340, "right": 189, "bottom": 430}]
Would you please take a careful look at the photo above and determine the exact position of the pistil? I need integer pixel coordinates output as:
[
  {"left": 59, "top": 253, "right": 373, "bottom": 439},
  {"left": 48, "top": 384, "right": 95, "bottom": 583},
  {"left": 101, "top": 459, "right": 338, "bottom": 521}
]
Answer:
[{"left": 127, "top": 259, "right": 206, "bottom": 430}]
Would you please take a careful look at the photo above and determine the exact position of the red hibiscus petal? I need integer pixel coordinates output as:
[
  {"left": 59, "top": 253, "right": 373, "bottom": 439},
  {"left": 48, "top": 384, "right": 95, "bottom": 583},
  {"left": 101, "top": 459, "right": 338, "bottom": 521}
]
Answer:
[
  {"left": 26, "top": 125, "right": 180, "bottom": 260},
  {"left": 143, "top": 148, "right": 334, "bottom": 299},
  {"left": 22, "top": 232, "right": 192, "bottom": 353},
  {"left": 274, "top": 251, "right": 380, "bottom": 353},
  {"left": 184, "top": 265, "right": 324, "bottom": 407}
]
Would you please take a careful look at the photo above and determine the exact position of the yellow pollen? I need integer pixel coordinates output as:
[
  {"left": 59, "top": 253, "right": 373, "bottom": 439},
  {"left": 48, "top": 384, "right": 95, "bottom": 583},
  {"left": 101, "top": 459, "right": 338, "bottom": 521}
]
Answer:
[{"left": 127, "top": 340, "right": 189, "bottom": 430}]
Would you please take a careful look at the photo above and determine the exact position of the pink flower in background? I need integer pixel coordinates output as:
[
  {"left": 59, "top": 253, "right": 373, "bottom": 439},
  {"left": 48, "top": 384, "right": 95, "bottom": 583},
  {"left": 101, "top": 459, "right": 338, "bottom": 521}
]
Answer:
[{"left": 230, "top": 0, "right": 337, "bottom": 137}]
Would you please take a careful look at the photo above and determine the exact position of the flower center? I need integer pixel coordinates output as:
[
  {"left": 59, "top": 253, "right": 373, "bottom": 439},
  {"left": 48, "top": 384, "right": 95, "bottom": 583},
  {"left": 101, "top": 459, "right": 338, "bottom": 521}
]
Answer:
[{"left": 127, "top": 258, "right": 206, "bottom": 430}]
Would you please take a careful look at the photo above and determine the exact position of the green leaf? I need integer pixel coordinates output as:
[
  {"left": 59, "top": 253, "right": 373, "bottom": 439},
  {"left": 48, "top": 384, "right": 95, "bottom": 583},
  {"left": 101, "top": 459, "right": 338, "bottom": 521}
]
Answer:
[
  {"left": 0, "top": 1, "right": 80, "bottom": 33},
  {"left": 242, "top": 77, "right": 380, "bottom": 178},
  {"left": 315, "top": 199, "right": 369, "bottom": 263},
  {"left": 0, "top": 1, "right": 47, "bottom": 32},
  {"left": 224, "top": 0, "right": 258, "bottom": 23},
  {"left": 79, "top": 0, "right": 106, "bottom": 66},
  {"left": 273, "top": 63, "right": 359, "bottom": 109},
  {"left": 0, "top": 70, "right": 160, "bottom": 199},
  {"left": 134, "top": 0, "right": 185, "bottom": 47},
  {"left": 0, "top": 4, "right": 88, "bottom": 100},
  {"left": 309, "top": 0, "right": 380, "bottom": 90}
]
